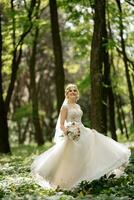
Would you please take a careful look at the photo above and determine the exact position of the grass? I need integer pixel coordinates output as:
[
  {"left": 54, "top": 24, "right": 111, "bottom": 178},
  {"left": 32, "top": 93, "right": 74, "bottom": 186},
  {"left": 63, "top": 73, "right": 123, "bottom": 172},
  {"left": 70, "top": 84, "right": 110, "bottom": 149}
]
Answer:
[{"left": 0, "top": 142, "right": 134, "bottom": 200}]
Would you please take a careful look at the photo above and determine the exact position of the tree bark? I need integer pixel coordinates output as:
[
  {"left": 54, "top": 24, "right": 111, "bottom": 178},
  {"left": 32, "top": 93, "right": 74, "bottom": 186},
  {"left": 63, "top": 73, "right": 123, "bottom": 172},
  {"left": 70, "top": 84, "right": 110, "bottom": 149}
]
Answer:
[
  {"left": 19, "top": 119, "right": 30, "bottom": 144},
  {"left": 116, "top": 0, "right": 134, "bottom": 123},
  {"left": 49, "top": 0, "right": 65, "bottom": 112},
  {"left": 0, "top": 12, "right": 11, "bottom": 153},
  {"left": 116, "top": 100, "right": 124, "bottom": 135},
  {"left": 108, "top": 85, "right": 117, "bottom": 140},
  {"left": 0, "top": 101, "right": 11, "bottom": 153},
  {"left": 117, "top": 96, "right": 129, "bottom": 139},
  {"left": 107, "top": 10, "right": 120, "bottom": 140},
  {"left": 101, "top": 1, "right": 117, "bottom": 138},
  {"left": 101, "top": 0, "right": 111, "bottom": 135},
  {"left": 90, "top": 0, "right": 106, "bottom": 133},
  {"left": 29, "top": 27, "right": 44, "bottom": 145},
  {"left": 115, "top": 95, "right": 129, "bottom": 139}
]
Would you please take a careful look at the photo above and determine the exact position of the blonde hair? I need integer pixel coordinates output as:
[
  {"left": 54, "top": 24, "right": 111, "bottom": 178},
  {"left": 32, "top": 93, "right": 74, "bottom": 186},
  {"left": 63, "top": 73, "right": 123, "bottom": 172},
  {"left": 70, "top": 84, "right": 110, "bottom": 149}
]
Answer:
[{"left": 65, "top": 83, "right": 79, "bottom": 101}]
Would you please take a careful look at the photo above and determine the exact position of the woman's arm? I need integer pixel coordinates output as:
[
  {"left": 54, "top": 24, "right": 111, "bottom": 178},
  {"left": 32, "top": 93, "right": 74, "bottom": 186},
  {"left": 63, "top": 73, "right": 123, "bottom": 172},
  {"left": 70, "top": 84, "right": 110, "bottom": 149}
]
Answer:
[{"left": 60, "top": 106, "right": 68, "bottom": 135}]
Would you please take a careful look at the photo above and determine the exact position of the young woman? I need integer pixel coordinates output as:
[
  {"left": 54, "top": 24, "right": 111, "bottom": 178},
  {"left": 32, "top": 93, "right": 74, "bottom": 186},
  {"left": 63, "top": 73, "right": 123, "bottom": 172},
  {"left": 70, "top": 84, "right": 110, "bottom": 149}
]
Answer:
[{"left": 31, "top": 84, "right": 131, "bottom": 190}]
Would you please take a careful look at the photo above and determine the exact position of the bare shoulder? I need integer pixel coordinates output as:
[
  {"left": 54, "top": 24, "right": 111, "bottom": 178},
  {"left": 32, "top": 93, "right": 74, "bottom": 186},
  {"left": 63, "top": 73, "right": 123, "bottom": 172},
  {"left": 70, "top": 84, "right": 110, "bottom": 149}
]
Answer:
[
  {"left": 60, "top": 104, "right": 68, "bottom": 111},
  {"left": 76, "top": 103, "right": 81, "bottom": 107}
]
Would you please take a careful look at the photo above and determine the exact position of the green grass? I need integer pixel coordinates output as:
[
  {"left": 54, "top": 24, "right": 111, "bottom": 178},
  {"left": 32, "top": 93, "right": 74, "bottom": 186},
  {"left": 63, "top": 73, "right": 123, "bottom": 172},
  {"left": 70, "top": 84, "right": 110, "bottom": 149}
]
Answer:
[{"left": 0, "top": 143, "right": 134, "bottom": 200}]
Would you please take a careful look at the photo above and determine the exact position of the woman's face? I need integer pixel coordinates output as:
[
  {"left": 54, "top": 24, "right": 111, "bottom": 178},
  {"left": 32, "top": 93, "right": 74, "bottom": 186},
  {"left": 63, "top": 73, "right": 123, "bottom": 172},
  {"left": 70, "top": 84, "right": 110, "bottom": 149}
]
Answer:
[{"left": 67, "top": 86, "right": 78, "bottom": 100}]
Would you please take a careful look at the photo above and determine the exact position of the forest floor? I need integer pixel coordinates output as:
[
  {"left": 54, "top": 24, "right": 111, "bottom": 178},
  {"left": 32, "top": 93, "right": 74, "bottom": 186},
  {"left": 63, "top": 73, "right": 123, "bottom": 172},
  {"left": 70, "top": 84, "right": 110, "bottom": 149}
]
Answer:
[{"left": 0, "top": 142, "right": 134, "bottom": 200}]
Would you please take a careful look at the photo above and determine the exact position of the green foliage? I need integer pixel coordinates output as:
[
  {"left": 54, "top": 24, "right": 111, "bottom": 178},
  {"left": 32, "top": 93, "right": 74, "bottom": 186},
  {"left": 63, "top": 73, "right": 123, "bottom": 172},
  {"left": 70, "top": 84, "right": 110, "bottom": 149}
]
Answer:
[
  {"left": 77, "top": 72, "right": 91, "bottom": 94},
  {"left": 13, "top": 103, "right": 32, "bottom": 122},
  {"left": 0, "top": 145, "right": 133, "bottom": 200},
  {"left": 59, "top": 0, "right": 93, "bottom": 60}
]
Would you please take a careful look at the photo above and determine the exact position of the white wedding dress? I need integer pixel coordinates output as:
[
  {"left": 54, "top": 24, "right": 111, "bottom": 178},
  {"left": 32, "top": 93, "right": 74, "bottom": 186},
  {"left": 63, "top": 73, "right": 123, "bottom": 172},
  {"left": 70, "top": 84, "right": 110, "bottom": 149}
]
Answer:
[{"left": 31, "top": 103, "right": 131, "bottom": 190}]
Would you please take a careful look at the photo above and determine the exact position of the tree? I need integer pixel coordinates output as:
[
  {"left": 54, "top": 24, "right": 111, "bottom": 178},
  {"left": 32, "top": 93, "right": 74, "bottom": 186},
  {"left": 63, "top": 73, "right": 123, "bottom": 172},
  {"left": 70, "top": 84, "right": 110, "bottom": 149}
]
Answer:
[
  {"left": 28, "top": 0, "right": 44, "bottom": 145},
  {"left": 49, "top": 0, "right": 65, "bottom": 112},
  {"left": 90, "top": 0, "right": 106, "bottom": 133},
  {"left": 0, "top": 10, "right": 11, "bottom": 153},
  {"left": 0, "top": 0, "right": 36, "bottom": 153},
  {"left": 115, "top": 0, "right": 134, "bottom": 123}
]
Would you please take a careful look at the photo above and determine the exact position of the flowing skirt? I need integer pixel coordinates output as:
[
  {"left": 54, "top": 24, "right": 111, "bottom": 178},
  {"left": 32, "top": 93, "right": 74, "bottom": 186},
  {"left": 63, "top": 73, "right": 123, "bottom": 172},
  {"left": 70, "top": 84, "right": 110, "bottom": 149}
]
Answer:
[{"left": 31, "top": 125, "right": 131, "bottom": 190}]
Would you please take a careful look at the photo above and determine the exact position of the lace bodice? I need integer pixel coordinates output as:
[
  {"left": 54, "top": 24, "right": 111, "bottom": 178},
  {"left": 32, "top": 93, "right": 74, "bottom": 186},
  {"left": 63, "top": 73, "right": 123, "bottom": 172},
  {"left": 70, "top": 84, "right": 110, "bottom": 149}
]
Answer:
[{"left": 65, "top": 104, "right": 83, "bottom": 123}]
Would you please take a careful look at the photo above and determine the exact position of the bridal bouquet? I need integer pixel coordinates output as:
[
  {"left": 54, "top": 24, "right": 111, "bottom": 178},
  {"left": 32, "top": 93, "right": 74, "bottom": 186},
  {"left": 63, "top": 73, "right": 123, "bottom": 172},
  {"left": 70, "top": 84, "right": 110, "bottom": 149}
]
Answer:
[{"left": 66, "top": 122, "right": 80, "bottom": 141}]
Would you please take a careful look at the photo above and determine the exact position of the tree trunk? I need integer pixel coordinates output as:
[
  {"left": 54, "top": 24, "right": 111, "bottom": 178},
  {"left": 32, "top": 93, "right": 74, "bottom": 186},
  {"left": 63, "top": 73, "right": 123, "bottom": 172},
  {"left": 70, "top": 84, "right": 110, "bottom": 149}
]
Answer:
[
  {"left": 101, "top": 0, "right": 111, "bottom": 135},
  {"left": 116, "top": 0, "right": 134, "bottom": 123},
  {"left": 90, "top": 0, "right": 106, "bottom": 133},
  {"left": 20, "top": 119, "right": 30, "bottom": 144},
  {"left": 107, "top": 10, "right": 120, "bottom": 140},
  {"left": 117, "top": 96, "right": 129, "bottom": 139},
  {"left": 108, "top": 85, "right": 117, "bottom": 140},
  {"left": 0, "top": 101, "right": 11, "bottom": 153},
  {"left": 29, "top": 28, "right": 44, "bottom": 145},
  {"left": 0, "top": 12, "right": 11, "bottom": 153},
  {"left": 0, "top": 0, "right": 36, "bottom": 153},
  {"left": 116, "top": 100, "right": 124, "bottom": 135},
  {"left": 5, "top": 0, "right": 36, "bottom": 111},
  {"left": 49, "top": 0, "right": 65, "bottom": 112}
]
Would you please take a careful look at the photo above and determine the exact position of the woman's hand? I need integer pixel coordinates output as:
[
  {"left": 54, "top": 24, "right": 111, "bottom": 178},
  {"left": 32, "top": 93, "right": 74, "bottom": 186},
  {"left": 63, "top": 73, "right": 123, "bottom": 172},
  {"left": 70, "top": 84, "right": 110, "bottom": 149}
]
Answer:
[
  {"left": 60, "top": 105, "right": 68, "bottom": 135},
  {"left": 60, "top": 125, "right": 68, "bottom": 135},
  {"left": 64, "top": 128, "right": 68, "bottom": 135}
]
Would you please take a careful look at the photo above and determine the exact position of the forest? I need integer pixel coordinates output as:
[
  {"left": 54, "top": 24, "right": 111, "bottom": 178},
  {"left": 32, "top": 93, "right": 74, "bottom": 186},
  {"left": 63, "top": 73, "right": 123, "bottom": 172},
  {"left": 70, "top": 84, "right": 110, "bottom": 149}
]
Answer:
[{"left": 0, "top": 0, "right": 134, "bottom": 199}]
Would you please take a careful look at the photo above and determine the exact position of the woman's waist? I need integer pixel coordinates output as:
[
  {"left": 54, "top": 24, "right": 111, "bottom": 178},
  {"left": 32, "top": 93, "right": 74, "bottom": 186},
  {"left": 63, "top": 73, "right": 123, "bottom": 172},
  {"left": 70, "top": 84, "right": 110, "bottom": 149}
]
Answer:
[{"left": 65, "top": 121, "right": 83, "bottom": 127}]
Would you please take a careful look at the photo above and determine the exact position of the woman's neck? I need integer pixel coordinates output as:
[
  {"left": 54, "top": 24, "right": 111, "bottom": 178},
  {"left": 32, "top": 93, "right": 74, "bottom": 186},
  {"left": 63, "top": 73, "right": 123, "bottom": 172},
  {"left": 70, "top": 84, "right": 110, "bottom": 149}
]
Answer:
[{"left": 67, "top": 99, "right": 76, "bottom": 105}]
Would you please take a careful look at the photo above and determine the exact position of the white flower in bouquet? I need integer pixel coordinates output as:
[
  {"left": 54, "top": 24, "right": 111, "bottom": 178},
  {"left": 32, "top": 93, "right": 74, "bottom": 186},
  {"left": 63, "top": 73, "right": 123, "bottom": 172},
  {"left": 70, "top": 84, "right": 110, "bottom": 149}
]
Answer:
[{"left": 66, "top": 122, "right": 80, "bottom": 141}]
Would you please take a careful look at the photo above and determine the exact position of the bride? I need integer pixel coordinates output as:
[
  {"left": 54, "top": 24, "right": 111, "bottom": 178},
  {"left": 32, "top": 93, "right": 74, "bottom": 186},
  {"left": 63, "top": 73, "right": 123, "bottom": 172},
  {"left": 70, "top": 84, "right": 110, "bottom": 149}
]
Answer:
[{"left": 31, "top": 83, "right": 131, "bottom": 190}]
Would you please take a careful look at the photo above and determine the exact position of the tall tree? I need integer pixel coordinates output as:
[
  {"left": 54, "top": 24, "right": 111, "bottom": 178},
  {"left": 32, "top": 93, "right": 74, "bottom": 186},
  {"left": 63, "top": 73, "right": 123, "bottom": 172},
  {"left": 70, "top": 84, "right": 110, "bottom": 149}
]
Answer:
[
  {"left": 0, "top": 9, "right": 11, "bottom": 153},
  {"left": 108, "top": 85, "right": 117, "bottom": 140},
  {"left": 101, "top": 0, "right": 110, "bottom": 135},
  {"left": 49, "top": 0, "right": 65, "bottom": 112},
  {"left": 0, "top": 0, "right": 36, "bottom": 153},
  {"left": 90, "top": 0, "right": 106, "bottom": 133},
  {"left": 29, "top": 0, "right": 44, "bottom": 146},
  {"left": 115, "top": 94, "right": 129, "bottom": 139},
  {"left": 107, "top": 5, "right": 117, "bottom": 140},
  {"left": 116, "top": 0, "right": 134, "bottom": 123}
]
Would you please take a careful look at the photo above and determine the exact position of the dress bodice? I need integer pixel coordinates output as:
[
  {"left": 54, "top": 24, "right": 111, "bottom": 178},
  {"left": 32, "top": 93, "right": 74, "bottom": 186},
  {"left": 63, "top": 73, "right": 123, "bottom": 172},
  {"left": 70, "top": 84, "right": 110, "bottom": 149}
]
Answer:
[{"left": 65, "top": 104, "right": 83, "bottom": 123}]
